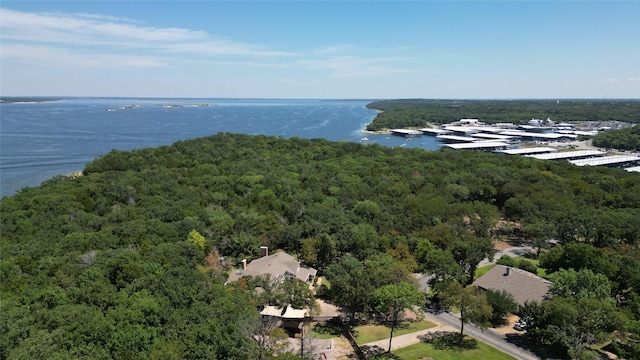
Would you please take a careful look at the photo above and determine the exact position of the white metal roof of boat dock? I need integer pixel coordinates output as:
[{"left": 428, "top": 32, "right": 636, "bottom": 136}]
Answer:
[
  {"left": 569, "top": 155, "right": 640, "bottom": 167},
  {"left": 499, "top": 130, "right": 572, "bottom": 140},
  {"left": 445, "top": 141, "right": 510, "bottom": 150},
  {"left": 441, "top": 125, "right": 480, "bottom": 134},
  {"left": 557, "top": 130, "right": 598, "bottom": 137},
  {"left": 471, "top": 133, "right": 514, "bottom": 141},
  {"left": 499, "top": 147, "right": 557, "bottom": 155},
  {"left": 390, "top": 129, "right": 423, "bottom": 136},
  {"left": 436, "top": 134, "right": 477, "bottom": 142},
  {"left": 527, "top": 150, "right": 605, "bottom": 160},
  {"left": 420, "top": 128, "right": 450, "bottom": 135},
  {"left": 442, "top": 125, "right": 506, "bottom": 134}
]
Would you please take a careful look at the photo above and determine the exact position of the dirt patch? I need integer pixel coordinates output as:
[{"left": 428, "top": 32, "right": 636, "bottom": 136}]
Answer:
[
  {"left": 315, "top": 299, "right": 341, "bottom": 318},
  {"left": 402, "top": 309, "right": 418, "bottom": 321},
  {"left": 289, "top": 336, "right": 353, "bottom": 360},
  {"left": 494, "top": 241, "right": 513, "bottom": 251},
  {"left": 494, "top": 315, "right": 524, "bottom": 335},
  {"left": 329, "top": 337, "right": 355, "bottom": 360}
]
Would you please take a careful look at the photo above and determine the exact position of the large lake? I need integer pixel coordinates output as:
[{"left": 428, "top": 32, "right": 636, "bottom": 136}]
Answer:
[{"left": 0, "top": 98, "right": 440, "bottom": 197}]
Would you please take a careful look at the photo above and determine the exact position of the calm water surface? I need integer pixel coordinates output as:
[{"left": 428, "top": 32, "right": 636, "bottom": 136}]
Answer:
[{"left": 0, "top": 98, "right": 440, "bottom": 197}]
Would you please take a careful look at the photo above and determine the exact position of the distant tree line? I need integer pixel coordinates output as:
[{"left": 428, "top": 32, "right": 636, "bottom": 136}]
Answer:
[
  {"left": 1, "top": 132, "right": 639, "bottom": 359},
  {"left": 365, "top": 99, "right": 640, "bottom": 131},
  {"left": 0, "top": 97, "right": 62, "bottom": 103}
]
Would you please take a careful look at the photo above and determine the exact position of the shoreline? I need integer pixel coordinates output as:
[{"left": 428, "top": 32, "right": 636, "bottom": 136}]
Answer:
[
  {"left": 360, "top": 123, "right": 439, "bottom": 135},
  {"left": 361, "top": 128, "right": 391, "bottom": 135}
]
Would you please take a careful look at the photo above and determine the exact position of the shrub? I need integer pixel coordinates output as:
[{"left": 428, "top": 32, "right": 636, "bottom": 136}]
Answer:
[
  {"left": 517, "top": 259, "right": 537, "bottom": 274},
  {"left": 496, "top": 255, "right": 517, "bottom": 267}
]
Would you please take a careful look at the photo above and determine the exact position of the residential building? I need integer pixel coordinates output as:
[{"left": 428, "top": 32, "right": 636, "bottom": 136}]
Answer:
[{"left": 473, "top": 265, "right": 550, "bottom": 306}]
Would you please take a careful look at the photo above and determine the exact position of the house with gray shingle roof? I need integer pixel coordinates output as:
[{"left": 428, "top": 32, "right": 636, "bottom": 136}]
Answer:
[{"left": 473, "top": 265, "right": 550, "bottom": 306}]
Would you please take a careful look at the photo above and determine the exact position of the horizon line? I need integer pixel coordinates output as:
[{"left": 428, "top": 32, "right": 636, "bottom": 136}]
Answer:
[{"left": 2, "top": 96, "right": 639, "bottom": 101}]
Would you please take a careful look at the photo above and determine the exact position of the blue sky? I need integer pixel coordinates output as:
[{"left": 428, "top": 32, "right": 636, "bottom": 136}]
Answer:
[{"left": 1, "top": 1, "right": 639, "bottom": 99}]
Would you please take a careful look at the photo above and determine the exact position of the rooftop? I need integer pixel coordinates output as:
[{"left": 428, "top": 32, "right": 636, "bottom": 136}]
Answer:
[
  {"left": 527, "top": 150, "right": 605, "bottom": 160},
  {"left": 420, "top": 128, "right": 450, "bottom": 135},
  {"left": 445, "top": 141, "right": 510, "bottom": 150},
  {"left": 470, "top": 133, "right": 514, "bottom": 141},
  {"left": 499, "top": 130, "right": 569, "bottom": 140},
  {"left": 436, "top": 134, "right": 477, "bottom": 143},
  {"left": 569, "top": 155, "right": 640, "bottom": 167},
  {"left": 473, "top": 265, "right": 550, "bottom": 306},
  {"left": 390, "top": 129, "right": 423, "bottom": 136},
  {"left": 226, "top": 251, "right": 317, "bottom": 284},
  {"left": 499, "top": 147, "right": 557, "bottom": 155}
]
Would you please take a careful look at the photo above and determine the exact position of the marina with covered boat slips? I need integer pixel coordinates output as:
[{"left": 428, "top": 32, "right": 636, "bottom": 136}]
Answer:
[
  {"left": 391, "top": 118, "right": 585, "bottom": 145},
  {"left": 388, "top": 119, "right": 640, "bottom": 170}
]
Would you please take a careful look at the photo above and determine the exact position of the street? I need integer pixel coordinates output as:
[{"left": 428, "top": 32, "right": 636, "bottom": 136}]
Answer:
[{"left": 424, "top": 309, "right": 541, "bottom": 360}]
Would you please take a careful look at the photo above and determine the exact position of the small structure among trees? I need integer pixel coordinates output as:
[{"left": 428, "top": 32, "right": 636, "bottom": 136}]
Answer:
[{"left": 260, "top": 305, "right": 310, "bottom": 338}]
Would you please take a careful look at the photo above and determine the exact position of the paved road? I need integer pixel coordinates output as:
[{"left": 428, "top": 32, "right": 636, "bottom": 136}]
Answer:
[
  {"left": 478, "top": 244, "right": 535, "bottom": 267},
  {"left": 426, "top": 310, "right": 540, "bottom": 360}
]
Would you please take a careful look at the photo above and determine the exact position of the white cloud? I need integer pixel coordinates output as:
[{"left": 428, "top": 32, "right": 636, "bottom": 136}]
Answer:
[
  {"left": 1, "top": 44, "right": 166, "bottom": 69},
  {"left": 604, "top": 77, "right": 640, "bottom": 83},
  {"left": 314, "top": 44, "right": 353, "bottom": 54},
  {"left": 0, "top": 7, "right": 292, "bottom": 70},
  {"left": 296, "top": 55, "right": 416, "bottom": 78},
  {"left": 70, "top": 12, "right": 142, "bottom": 24},
  {"left": 162, "top": 41, "right": 293, "bottom": 57},
  {"left": 0, "top": 8, "right": 420, "bottom": 77},
  {"left": 0, "top": 8, "right": 208, "bottom": 45}
]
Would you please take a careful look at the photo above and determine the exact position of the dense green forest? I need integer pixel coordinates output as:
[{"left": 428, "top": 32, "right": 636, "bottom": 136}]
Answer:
[
  {"left": 592, "top": 124, "right": 640, "bottom": 151},
  {"left": 2, "top": 133, "right": 640, "bottom": 359},
  {"left": 365, "top": 99, "right": 640, "bottom": 131}
]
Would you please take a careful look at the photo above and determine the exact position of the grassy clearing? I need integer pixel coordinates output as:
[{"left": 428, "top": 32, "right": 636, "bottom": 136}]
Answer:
[
  {"left": 507, "top": 256, "right": 549, "bottom": 278},
  {"left": 475, "top": 263, "right": 496, "bottom": 278},
  {"left": 476, "top": 256, "right": 549, "bottom": 279},
  {"left": 390, "top": 337, "right": 517, "bottom": 360},
  {"left": 355, "top": 320, "right": 437, "bottom": 344},
  {"left": 536, "top": 267, "right": 548, "bottom": 278}
]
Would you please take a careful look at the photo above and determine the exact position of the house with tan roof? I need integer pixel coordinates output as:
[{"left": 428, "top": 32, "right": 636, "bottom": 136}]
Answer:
[
  {"left": 473, "top": 265, "right": 551, "bottom": 306},
  {"left": 226, "top": 247, "right": 317, "bottom": 285}
]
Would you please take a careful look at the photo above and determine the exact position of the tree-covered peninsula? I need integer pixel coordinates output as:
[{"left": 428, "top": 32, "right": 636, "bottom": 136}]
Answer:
[
  {"left": 366, "top": 99, "right": 640, "bottom": 131},
  {"left": 592, "top": 124, "right": 640, "bottom": 151},
  {"left": 2, "top": 133, "right": 639, "bottom": 359}
]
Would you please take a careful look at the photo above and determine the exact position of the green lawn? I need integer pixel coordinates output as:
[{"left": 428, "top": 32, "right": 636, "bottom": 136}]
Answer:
[
  {"left": 475, "top": 263, "right": 496, "bottom": 278},
  {"left": 391, "top": 337, "right": 517, "bottom": 360},
  {"left": 355, "top": 320, "right": 437, "bottom": 344},
  {"left": 475, "top": 256, "right": 548, "bottom": 279},
  {"left": 536, "top": 267, "right": 548, "bottom": 278}
]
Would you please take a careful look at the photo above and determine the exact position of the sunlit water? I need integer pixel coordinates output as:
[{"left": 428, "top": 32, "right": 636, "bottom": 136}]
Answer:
[{"left": 0, "top": 98, "right": 440, "bottom": 197}]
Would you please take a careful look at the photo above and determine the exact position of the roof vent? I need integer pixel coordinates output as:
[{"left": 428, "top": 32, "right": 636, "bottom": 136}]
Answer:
[{"left": 505, "top": 267, "right": 511, "bottom": 276}]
